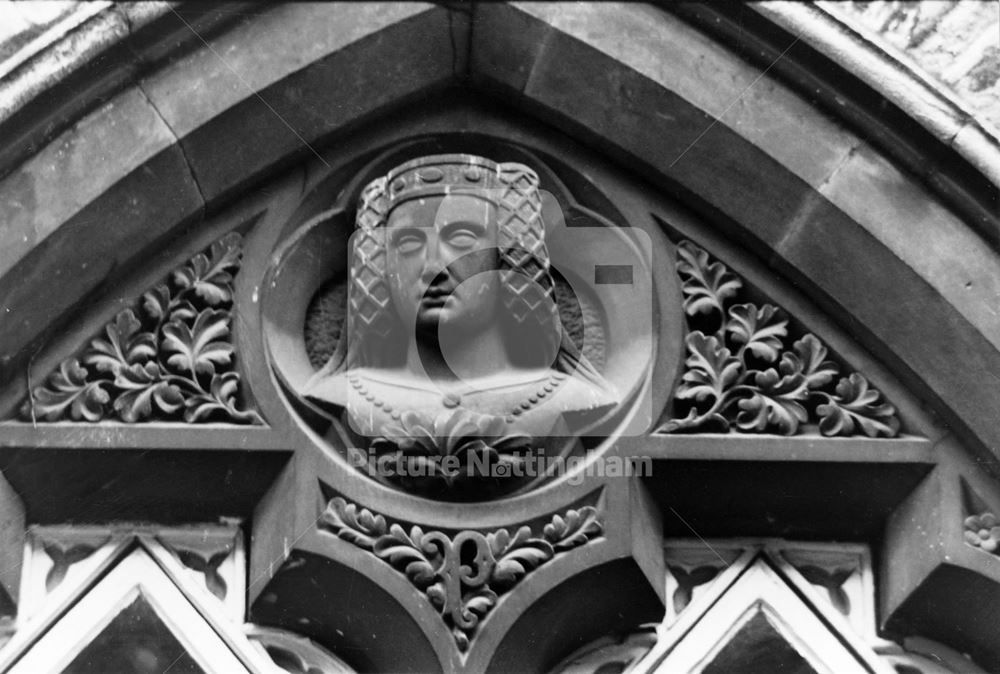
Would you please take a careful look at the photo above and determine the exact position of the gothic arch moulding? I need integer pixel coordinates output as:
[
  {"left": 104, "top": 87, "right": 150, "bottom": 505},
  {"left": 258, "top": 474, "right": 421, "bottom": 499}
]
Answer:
[{"left": 0, "top": 2, "right": 998, "bottom": 672}]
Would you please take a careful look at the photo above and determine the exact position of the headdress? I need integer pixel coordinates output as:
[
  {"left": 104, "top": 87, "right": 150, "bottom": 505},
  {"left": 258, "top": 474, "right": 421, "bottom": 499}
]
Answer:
[
  {"left": 321, "top": 153, "right": 605, "bottom": 386},
  {"left": 349, "top": 154, "right": 557, "bottom": 342}
]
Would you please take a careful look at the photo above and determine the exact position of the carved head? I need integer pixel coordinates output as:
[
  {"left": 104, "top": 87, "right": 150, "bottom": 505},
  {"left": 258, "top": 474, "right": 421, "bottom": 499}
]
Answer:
[{"left": 346, "top": 154, "right": 560, "bottom": 368}]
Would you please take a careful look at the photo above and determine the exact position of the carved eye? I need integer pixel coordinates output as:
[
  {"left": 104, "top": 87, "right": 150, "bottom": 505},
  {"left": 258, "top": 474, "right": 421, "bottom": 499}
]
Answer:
[
  {"left": 394, "top": 231, "right": 425, "bottom": 254},
  {"left": 446, "top": 228, "right": 481, "bottom": 249}
]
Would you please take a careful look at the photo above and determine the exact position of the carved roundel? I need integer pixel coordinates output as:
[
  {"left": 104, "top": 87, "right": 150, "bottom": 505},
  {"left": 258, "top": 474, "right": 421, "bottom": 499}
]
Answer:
[{"left": 263, "top": 143, "right": 667, "bottom": 501}]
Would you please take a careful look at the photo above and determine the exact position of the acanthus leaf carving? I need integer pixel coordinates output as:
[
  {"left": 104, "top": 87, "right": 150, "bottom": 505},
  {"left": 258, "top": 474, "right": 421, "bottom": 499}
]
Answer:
[
  {"left": 659, "top": 241, "right": 901, "bottom": 437},
  {"left": 27, "top": 359, "right": 110, "bottom": 422},
  {"left": 21, "top": 232, "right": 262, "bottom": 424},
  {"left": 368, "top": 409, "right": 534, "bottom": 498},
  {"left": 319, "top": 496, "right": 602, "bottom": 652}
]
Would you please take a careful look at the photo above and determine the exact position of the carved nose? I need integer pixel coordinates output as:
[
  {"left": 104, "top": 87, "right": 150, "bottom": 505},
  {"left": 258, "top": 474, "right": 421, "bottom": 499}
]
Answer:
[
  {"left": 421, "top": 242, "right": 452, "bottom": 285},
  {"left": 421, "top": 263, "right": 450, "bottom": 287}
]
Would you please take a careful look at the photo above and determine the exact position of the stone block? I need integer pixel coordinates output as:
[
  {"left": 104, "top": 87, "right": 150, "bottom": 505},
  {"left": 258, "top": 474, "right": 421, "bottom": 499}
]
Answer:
[
  {"left": 0, "top": 87, "right": 203, "bottom": 379},
  {"left": 139, "top": 3, "right": 454, "bottom": 208},
  {"left": 777, "top": 191, "right": 1000, "bottom": 463},
  {"left": 820, "top": 142, "right": 1000, "bottom": 350}
]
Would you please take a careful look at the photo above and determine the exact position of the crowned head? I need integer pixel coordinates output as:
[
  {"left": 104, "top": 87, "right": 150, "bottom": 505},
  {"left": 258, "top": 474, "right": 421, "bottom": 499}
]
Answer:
[{"left": 346, "top": 154, "right": 561, "bottom": 370}]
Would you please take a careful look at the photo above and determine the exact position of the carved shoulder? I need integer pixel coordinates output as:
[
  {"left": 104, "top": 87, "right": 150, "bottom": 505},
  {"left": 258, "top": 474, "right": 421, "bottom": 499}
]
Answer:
[{"left": 301, "top": 371, "right": 350, "bottom": 411}]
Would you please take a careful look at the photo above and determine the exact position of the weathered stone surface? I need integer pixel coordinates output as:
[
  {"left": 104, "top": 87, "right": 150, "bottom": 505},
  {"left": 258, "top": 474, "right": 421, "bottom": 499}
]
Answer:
[
  {"left": 0, "top": 86, "right": 203, "bottom": 377},
  {"left": 776, "top": 195, "right": 1000, "bottom": 465},
  {"left": 510, "top": 2, "right": 859, "bottom": 188},
  {"left": 882, "top": 438, "right": 1000, "bottom": 670},
  {"left": 0, "top": 87, "right": 177, "bottom": 278},
  {"left": 0, "top": 472, "right": 23, "bottom": 614},
  {"left": 139, "top": 3, "right": 453, "bottom": 207},
  {"left": 830, "top": 0, "right": 1000, "bottom": 131},
  {"left": 820, "top": 142, "right": 1000, "bottom": 350},
  {"left": 467, "top": 4, "right": 1000, "bottom": 465}
]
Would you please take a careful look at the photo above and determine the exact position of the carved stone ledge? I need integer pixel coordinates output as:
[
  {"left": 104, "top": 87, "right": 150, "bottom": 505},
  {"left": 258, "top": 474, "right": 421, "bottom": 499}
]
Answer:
[
  {"left": 883, "top": 443, "right": 1000, "bottom": 671},
  {"left": 547, "top": 625, "right": 658, "bottom": 674},
  {"left": 319, "top": 495, "right": 603, "bottom": 652},
  {"left": 19, "top": 232, "right": 261, "bottom": 425},
  {"left": 247, "top": 626, "right": 355, "bottom": 674},
  {"left": 658, "top": 241, "right": 901, "bottom": 438}
]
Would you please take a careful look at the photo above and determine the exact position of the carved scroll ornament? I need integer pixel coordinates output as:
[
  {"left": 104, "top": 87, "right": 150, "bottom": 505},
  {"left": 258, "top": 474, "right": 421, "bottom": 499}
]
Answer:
[
  {"left": 320, "top": 496, "right": 602, "bottom": 651},
  {"left": 21, "top": 233, "right": 261, "bottom": 424},
  {"left": 659, "top": 241, "right": 900, "bottom": 437}
]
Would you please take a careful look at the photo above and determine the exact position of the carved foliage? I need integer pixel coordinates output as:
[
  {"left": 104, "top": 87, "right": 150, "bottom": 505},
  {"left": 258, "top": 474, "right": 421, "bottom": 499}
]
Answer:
[
  {"left": 659, "top": 242, "right": 900, "bottom": 437},
  {"left": 370, "top": 409, "right": 533, "bottom": 497},
  {"left": 320, "top": 497, "right": 602, "bottom": 651},
  {"left": 22, "top": 233, "right": 261, "bottom": 424}
]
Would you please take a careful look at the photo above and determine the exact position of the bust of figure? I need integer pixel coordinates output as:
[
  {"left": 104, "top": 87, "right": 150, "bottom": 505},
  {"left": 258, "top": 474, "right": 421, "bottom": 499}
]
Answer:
[{"left": 302, "top": 155, "right": 616, "bottom": 496}]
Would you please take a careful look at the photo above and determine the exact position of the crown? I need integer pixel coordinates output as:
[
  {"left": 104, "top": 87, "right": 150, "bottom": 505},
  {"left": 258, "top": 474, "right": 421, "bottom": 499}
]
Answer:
[{"left": 381, "top": 154, "right": 537, "bottom": 209}]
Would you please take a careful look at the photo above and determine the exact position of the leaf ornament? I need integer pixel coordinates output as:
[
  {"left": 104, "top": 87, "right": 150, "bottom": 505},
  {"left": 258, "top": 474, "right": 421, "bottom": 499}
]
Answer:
[
  {"left": 320, "top": 495, "right": 602, "bottom": 651},
  {"left": 27, "top": 359, "right": 109, "bottom": 422},
  {"left": 172, "top": 232, "right": 242, "bottom": 306},
  {"left": 371, "top": 409, "right": 534, "bottom": 495},
  {"left": 676, "top": 241, "right": 742, "bottom": 317},
  {"left": 660, "top": 241, "right": 900, "bottom": 437},
  {"left": 817, "top": 373, "right": 900, "bottom": 438},
  {"left": 83, "top": 310, "right": 156, "bottom": 374},
  {"left": 162, "top": 309, "right": 234, "bottom": 377},
  {"left": 21, "top": 232, "right": 261, "bottom": 424}
]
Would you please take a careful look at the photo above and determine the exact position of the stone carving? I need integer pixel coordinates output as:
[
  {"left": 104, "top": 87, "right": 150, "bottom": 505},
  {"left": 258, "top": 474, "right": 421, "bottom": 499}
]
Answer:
[
  {"left": 247, "top": 626, "right": 355, "bottom": 674},
  {"left": 960, "top": 479, "right": 1000, "bottom": 556},
  {"left": 963, "top": 512, "right": 1000, "bottom": 554},
  {"left": 41, "top": 538, "right": 107, "bottom": 593},
  {"left": 547, "top": 626, "right": 658, "bottom": 674},
  {"left": 301, "top": 155, "right": 616, "bottom": 497},
  {"left": 793, "top": 564, "right": 853, "bottom": 615},
  {"left": 667, "top": 563, "right": 723, "bottom": 615},
  {"left": 320, "top": 495, "right": 602, "bottom": 651},
  {"left": 659, "top": 241, "right": 900, "bottom": 437},
  {"left": 170, "top": 546, "right": 231, "bottom": 600},
  {"left": 21, "top": 233, "right": 261, "bottom": 424},
  {"left": 368, "top": 409, "right": 533, "bottom": 498}
]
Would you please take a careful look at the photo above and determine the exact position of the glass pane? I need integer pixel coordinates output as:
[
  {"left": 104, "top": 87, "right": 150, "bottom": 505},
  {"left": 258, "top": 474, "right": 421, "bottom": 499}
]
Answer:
[
  {"left": 62, "top": 593, "right": 205, "bottom": 674},
  {"left": 701, "top": 609, "right": 818, "bottom": 674}
]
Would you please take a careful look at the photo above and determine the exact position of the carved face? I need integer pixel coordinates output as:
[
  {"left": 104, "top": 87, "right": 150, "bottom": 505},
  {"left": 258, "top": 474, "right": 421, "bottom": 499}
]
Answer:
[{"left": 385, "top": 194, "right": 501, "bottom": 339}]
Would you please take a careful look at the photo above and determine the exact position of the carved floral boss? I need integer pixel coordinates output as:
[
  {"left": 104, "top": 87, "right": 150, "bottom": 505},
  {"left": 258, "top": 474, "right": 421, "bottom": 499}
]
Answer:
[{"left": 321, "top": 496, "right": 603, "bottom": 651}]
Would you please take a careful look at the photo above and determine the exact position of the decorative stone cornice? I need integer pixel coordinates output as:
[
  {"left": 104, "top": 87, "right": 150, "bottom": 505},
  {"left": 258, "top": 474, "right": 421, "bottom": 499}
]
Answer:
[
  {"left": 659, "top": 241, "right": 900, "bottom": 437},
  {"left": 319, "top": 496, "right": 602, "bottom": 652},
  {"left": 20, "top": 232, "right": 261, "bottom": 424}
]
